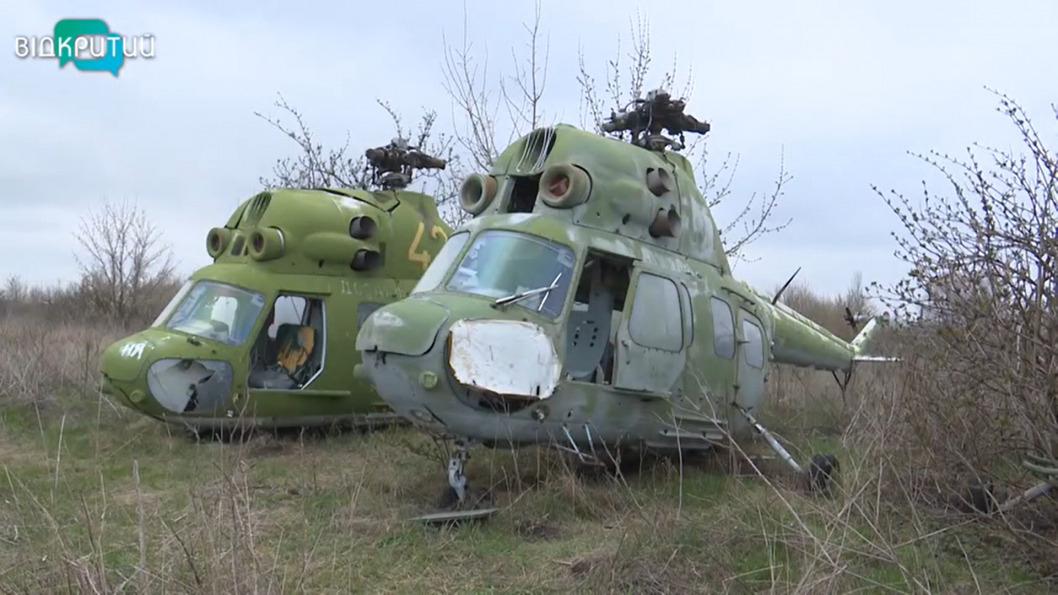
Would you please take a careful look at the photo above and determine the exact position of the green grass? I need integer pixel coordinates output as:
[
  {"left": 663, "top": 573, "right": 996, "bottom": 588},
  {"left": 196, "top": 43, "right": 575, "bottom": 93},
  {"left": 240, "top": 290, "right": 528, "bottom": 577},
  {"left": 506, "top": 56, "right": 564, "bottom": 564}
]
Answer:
[{"left": 0, "top": 393, "right": 1053, "bottom": 594}]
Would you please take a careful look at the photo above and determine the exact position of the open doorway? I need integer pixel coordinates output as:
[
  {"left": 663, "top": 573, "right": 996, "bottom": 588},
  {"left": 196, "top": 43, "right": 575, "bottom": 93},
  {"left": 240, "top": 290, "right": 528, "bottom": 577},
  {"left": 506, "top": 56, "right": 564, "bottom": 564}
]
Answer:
[
  {"left": 248, "top": 294, "right": 325, "bottom": 390},
  {"left": 563, "top": 251, "right": 632, "bottom": 384}
]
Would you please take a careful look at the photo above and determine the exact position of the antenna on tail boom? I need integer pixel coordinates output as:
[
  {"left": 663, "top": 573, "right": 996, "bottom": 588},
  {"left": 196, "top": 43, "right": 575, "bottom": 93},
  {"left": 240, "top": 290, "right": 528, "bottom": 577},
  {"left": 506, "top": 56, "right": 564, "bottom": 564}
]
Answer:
[{"left": 771, "top": 267, "right": 802, "bottom": 305}]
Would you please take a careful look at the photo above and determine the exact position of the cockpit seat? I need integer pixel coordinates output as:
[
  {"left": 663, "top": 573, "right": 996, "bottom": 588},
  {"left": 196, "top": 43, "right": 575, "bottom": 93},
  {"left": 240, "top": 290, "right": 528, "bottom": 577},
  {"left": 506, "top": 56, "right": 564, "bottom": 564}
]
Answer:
[
  {"left": 248, "top": 323, "right": 318, "bottom": 390},
  {"left": 275, "top": 323, "right": 316, "bottom": 373}
]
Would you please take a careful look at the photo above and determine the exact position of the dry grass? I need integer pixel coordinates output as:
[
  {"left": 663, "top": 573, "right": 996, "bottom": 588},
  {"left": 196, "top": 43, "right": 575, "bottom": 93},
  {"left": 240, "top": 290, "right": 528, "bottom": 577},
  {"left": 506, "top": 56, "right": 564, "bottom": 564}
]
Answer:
[
  {"left": 1, "top": 288, "right": 1056, "bottom": 593},
  {"left": 0, "top": 314, "right": 123, "bottom": 409}
]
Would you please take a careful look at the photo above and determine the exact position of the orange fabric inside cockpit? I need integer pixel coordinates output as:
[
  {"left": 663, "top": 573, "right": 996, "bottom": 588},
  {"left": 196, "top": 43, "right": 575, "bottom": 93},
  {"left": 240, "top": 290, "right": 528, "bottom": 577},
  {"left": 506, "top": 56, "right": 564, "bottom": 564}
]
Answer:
[{"left": 276, "top": 325, "right": 315, "bottom": 372}]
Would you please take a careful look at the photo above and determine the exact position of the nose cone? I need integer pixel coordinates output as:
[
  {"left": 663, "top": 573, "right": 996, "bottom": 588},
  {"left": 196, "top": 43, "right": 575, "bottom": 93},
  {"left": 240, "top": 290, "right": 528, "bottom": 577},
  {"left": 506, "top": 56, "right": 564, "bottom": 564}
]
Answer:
[
  {"left": 101, "top": 333, "right": 156, "bottom": 382},
  {"left": 99, "top": 332, "right": 158, "bottom": 411},
  {"left": 355, "top": 297, "right": 453, "bottom": 430},
  {"left": 99, "top": 329, "right": 236, "bottom": 418},
  {"left": 356, "top": 296, "right": 564, "bottom": 439},
  {"left": 355, "top": 297, "right": 451, "bottom": 356}
]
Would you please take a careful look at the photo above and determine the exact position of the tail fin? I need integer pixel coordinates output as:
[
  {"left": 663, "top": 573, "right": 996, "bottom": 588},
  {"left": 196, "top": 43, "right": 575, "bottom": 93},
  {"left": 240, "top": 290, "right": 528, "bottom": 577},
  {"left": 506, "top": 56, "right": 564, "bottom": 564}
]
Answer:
[{"left": 850, "top": 312, "right": 900, "bottom": 363}]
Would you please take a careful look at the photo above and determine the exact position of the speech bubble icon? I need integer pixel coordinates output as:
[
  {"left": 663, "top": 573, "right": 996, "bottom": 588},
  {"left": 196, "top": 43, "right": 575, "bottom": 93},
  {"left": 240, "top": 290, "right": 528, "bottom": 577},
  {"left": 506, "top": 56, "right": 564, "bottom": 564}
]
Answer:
[
  {"left": 53, "top": 18, "right": 110, "bottom": 67},
  {"left": 73, "top": 33, "right": 124, "bottom": 76}
]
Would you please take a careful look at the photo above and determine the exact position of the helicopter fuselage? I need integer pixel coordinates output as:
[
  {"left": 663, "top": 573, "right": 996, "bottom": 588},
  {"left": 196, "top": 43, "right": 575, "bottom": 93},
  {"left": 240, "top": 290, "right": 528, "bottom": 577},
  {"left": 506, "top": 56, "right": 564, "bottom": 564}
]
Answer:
[
  {"left": 355, "top": 123, "right": 879, "bottom": 460},
  {"left": 101, "top": 264, "right": 414, "bottom": 431},
  {"left": 100, "top": 186, "right": 451, "bottom": 433},
  {"left": 356, "top": 212, "right": 780, "bottom": 455}
]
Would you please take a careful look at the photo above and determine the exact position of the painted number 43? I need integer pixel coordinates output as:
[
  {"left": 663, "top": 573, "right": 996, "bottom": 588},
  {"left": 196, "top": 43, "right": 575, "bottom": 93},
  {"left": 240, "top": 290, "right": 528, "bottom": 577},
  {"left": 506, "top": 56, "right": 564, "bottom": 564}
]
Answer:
[{"left": 408, "top": 221, "right": 448, "bottom": 271}]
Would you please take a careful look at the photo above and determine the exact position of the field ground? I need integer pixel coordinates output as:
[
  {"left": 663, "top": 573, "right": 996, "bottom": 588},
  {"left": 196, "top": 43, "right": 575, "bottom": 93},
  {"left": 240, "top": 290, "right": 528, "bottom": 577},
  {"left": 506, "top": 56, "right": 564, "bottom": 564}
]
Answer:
[{"left": 1, "top": 385, "right": 1054, "bottom": 594}]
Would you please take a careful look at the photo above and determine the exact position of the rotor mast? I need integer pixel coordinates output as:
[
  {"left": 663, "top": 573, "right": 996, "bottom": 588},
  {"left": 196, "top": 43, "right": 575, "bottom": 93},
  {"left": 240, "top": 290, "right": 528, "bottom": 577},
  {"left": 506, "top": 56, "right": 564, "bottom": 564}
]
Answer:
[
  {"left": 364, "top": 138, "right": 448, "bottom": 190},
  {"left": 600, "top": 88, "right": 712, "bottom": 152}
]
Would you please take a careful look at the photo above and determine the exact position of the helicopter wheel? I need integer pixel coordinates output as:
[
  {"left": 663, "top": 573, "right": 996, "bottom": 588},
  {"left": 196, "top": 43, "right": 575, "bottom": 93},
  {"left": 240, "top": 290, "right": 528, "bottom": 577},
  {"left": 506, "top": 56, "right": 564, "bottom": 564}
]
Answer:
[
  {"left": 432, "top": 438, "right": 495, "bottom": 510},
  {"left": 182, "top": 425, "right": 234, "bottom": 444},
  {"left": 183, "top": 425, "right": 220, "bottom": 443},
  {"left": 436, "top": 482, "right": 494, "bottom": 510},
  {"left": 437, "top": 485, "right": 459, "bottom": 509},
  {"left": 436, "top": 484, "right": 467, "bottom": 510},
  {"left": 807, "top": 453, "right": 840, "bottom": 496}
]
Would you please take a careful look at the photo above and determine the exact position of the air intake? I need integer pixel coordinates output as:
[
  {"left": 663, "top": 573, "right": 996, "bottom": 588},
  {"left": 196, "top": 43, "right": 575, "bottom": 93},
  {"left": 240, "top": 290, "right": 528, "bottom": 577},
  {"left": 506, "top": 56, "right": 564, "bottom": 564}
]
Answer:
[{"left": 243, "top": 191, "right": 272, "bottom": 227}]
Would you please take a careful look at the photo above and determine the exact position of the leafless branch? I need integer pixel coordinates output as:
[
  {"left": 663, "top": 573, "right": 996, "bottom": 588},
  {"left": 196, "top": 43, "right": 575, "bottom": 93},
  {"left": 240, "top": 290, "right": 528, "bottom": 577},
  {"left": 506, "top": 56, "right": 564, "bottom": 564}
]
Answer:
[
  {"left": 500, "top": 1, "right": 550, "bottom": 134},
  {"left": 439, "top": 3, "right": 502, "bottom": 172},
  {"left": 254, "top": 94, "right": 370, "bottom": 190},
  {"left": 575, "top": 14, "right": 791, "bottom": 259},
  {"left": 255, "top": 93, "right": 463, "bottom": 225},
  {"left": 870, "top": 88, "right": 1058, "bottom": 488},
  {"left": 72, "top": 198, "right": 177, "bottom": 325},
  {"left": 720, "top": 149, "right": 794, "bottom": 264}
]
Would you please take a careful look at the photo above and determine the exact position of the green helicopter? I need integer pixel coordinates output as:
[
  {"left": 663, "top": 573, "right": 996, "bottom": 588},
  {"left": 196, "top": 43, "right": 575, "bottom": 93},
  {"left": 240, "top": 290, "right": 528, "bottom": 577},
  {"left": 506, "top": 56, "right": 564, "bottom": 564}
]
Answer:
[{"left": 99, "top": 138, "right": 453, "bottom": 438}]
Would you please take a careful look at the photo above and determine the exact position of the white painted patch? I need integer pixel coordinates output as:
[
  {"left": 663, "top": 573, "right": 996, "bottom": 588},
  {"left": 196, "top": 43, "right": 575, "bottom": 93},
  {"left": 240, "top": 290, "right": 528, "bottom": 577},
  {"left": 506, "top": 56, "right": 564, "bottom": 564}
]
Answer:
[
  {"left": 446, "top": 318, "right": 561, "bottom": 399},
  {"left": 370, "top": 309, "right": 406, "bottom": 330},
  {"left": 120, "top": 340, "right": 148, "bottom": 359},
  {"left": 329, "top": 194, "right": 364, "bottom": 213},
  {"left": 503, "top": 213, "right": 535, "bottom": 225}
]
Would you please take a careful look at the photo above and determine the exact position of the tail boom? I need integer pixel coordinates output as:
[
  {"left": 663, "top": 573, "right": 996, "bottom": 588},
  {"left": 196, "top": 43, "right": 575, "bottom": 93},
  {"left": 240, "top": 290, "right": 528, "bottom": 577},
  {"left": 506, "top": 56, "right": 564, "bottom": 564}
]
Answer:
[
  {"left": 766, "top": 301, "right": 856, "bottom": 371},
  {"left": 764, "top": 302, "right": 892, "bottom": 372}
]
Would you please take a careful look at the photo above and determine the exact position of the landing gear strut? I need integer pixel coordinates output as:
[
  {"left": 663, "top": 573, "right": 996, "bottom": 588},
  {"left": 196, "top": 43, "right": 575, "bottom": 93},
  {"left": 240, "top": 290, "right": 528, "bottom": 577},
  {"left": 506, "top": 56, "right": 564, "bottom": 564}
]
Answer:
[
  {"left": 438, "top": 438, "right": 470, "bottom": 508},
  {"left": 413, "top": 437, "right": 498, "bottom": 525},
  {"left": 736, "top": 405, "right": 839, "bottom": 495}
]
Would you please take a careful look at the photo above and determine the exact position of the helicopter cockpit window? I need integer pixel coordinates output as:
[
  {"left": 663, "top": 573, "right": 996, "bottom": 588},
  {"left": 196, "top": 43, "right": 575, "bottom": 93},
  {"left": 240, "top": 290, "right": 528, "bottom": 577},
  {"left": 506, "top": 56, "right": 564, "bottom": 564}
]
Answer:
[
  {"left": 741, "top": 318, "right": 764, "bottom": 369},
  {"left": 248, "top": 294, "right": 326, "bottom": 390},
  {"left": 150, "top": 279, "right": 194, "bottom": 328},
  {"left": 411, "top": 231, "right": 470, "bottom": 295},
  {"left": 445, "top": 229, "right": 575, "bottom": 318},
  {"left": 164, "top": 280, "right": 266, "bottom": 346},
  {"left": 711, "top": 297, "right": 735, "bottom": 359}
]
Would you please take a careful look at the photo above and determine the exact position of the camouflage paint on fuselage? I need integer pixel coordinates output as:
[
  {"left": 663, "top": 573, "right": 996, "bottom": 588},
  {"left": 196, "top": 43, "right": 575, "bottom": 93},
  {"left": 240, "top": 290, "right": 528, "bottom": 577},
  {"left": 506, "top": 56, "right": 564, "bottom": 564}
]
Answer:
[{"left": 356, "top": 124, "right": 884, "bottom": 456}]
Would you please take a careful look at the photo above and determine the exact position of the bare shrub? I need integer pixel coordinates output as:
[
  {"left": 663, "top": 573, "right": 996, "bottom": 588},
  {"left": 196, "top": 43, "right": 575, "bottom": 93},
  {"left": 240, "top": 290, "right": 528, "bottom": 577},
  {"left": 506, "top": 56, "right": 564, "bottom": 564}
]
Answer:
[
  {"left": 865, "top": 90, "right": 1057, "bottom": 494},
  {"left": 255, "top": 95, "right": 461, "bottom": 223},
  {"left": 0, "top": 262, "right": 172, "bottom": 407},
  {"left": 779, "top": 272, "right": 875, "bottom": 342},
  {"left": 0, "top": 275, "right": 26, "bottom": 319},
  {"left": 829, "top": 92, "right": 1058, "bottom": 581},
  {"left": 73, "top": 198, "right": 179, "bottom": 328}
]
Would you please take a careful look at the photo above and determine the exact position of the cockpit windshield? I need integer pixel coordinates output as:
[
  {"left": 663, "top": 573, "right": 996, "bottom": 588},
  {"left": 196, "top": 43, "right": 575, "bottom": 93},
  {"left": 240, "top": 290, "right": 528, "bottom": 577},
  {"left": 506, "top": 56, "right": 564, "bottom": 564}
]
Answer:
[
  {"left": 151, "top": 279, "right": 193, "bottom": 328},
  {"left": 160, "top": 280, "right": 266, "bottom": 346},
  {"left": 445, "top": 230, "right": 575, "bottom": 318},
  {"left": 411, "top": 231, "right": 470, "bottom": 295}
]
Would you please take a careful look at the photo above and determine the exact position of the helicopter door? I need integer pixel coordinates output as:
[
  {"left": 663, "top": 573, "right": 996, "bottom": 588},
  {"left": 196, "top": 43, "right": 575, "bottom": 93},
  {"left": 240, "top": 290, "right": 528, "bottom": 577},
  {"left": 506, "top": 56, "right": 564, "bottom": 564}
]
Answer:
[
  {"left": 612, "top": 268, "right": 687, "bottom": 394},
  {"left": 734, "top": 309, "right": 767, "bottom": 412},
  {"left": 248, "top": 293, "right": 326, "bottom": 390}
]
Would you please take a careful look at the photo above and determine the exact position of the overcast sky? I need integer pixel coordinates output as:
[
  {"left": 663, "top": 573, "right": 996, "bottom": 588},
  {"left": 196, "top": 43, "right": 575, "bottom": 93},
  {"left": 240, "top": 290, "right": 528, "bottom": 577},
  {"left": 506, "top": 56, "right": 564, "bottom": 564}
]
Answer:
[{"left": 3, "top": 0, "right": 1056, "bottom": 302}]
